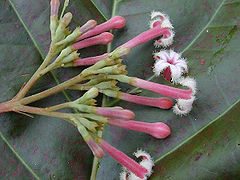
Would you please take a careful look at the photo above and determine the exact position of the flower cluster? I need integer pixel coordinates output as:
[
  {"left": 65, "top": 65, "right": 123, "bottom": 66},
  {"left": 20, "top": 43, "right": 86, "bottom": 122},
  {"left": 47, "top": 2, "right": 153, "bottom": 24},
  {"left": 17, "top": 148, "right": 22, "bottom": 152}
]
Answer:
[
  {"left": 0, "top": 1, "right": 198, "bottom": 179},
  {"left": 150, "top": 11, "right": 197, "bottom": 115}
]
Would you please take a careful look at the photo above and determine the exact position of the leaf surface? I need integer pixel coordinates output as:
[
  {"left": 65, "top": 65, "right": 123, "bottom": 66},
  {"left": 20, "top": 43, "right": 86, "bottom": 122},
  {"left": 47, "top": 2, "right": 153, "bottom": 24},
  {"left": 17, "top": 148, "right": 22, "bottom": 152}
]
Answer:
[{"left": 0, "top": 0, "right": 239, "bottom": 179}]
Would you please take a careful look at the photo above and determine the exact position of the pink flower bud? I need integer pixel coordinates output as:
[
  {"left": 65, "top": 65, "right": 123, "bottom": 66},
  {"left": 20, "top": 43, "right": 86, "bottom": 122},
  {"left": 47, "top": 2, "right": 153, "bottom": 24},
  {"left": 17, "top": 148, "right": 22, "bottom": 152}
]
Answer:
[
  {"left": 79, "top": 20, "right": 97, "bottom": 34},
  {"left": 99, "top": 139, "right": 148, "bottom": 178},
  {"left": 78, "top": 16, "right": 126, "bottom": 40},
  {"left": 86, "top": 138, "right": 104, "bottom": 158},
  {"left": 107, "top": 119, "right": 171, "bottom": 139},
  {"left": 50, "top": 0, "right": 60, "bottom": 16},
  {"left": 72, "top": 32, "right": 113, "bottom": 50},
  {"left": 74, "top": 53, "right": 109, "bottom": 66},
  {"left": 95, "top": 107, "right": 135, "bottom": 119}
]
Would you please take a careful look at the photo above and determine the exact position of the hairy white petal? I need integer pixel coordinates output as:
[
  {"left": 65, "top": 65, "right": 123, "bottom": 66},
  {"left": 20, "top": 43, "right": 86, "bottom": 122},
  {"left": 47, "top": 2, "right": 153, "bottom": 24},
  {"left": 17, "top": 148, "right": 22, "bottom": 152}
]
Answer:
[
  {"left": 175, "top": 58, "right": 188, "bottom": 73},
  {"left": 140, "top": 160, "right": 154, "bottom": 177},
  {"left": 161, "top": 18, "right": 173, "bottom": 29},
  {"left": 120, "top": 171, "right": 127, "bottom": 180},
  {"left": 153, "top": 51, "right": 168, "bottom": 61},
  {"left": 154, "top": 30, "right": 175, "bottom": 48},
  {"left": 153, "top": 61, "right": 170, "bottom": 76},
  {"left": 151, "top": 11, "right": 167, "bottom": 20},
  {"left": 149, "top": 18, "right": 173, "bottom": 29},
  {"left": 134, "top": 150, "right": 152, "bottom": 160},
  {"left": 169, "top": 49, "right": 181, "bottom": 62},
  {"left": 120, "top": 167, "right": 128, "bottom": 180},
  {"left": 169, "top": 65, "right": 182, "bottom": 82},
  {"left": 173, "top": 96, "right": 195, "bottom": 116},
  {"left": 149, "top": 18, "right": 161, "bottom": 29},
  {"left": 179, "top": 77, "right": 197, "bottom": 95},
  {"left": 150, "top": 11, "right": 173, "bottom": 29},
  {"left": 173, "top": 77, "right": 197, "bottom": 115}
]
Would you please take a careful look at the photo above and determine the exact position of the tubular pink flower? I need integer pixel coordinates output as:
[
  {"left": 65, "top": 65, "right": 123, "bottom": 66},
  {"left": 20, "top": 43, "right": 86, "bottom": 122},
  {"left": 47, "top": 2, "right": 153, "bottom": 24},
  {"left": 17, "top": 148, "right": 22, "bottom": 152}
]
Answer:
[
  {"left": 99, "top": 139, "right": 148, "bottom": 178},
  {"left": 107, "top": 119, "right": 171, "bottom": 139},
  {"left": 120, "top": 26, "right": 171, "bottom": 49},
  {"left": 72, "top": 32, "right": 114, "bottom": 50},
  {"left": 74, "top": 53, "right": 109, "bottom": 66},
  {"left": 79, "top": 20, "right": 98, "bottom": 34},
  {"left": 119, "top": 92, "right": 173, "bottom": 109},
  {"left": 50, "top": 0, "right": 60, "bottom": 16},
  {"left": 95, "top": 107, "right": 135, "bottom": 119},
  {"left": 77, "top": 16, "right": 126, "bottom": 41},
  {"left": 153, "top": 50, "right": 188, "bottom": 83},
  {"left": 86, "top": 138, "right": 104, "bottom": 158},
  {"left": 133, "top": 78, "right": 192, "bottom": 99}
]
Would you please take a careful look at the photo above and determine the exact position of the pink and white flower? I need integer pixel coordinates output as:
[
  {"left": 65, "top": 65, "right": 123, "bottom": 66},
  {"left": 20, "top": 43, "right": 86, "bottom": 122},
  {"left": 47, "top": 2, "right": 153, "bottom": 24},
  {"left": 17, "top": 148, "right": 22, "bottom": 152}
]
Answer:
[{"left": 153, "top": 50, "right": 188, "bottom": 83}]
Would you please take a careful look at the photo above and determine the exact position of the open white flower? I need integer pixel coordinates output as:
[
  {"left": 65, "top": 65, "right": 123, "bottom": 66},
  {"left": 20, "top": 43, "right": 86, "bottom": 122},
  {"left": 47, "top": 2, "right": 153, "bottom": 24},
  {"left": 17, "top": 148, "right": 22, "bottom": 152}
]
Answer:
[
  {"left": 153, "top": 50, "right": 188, "bottom": 83},
  {"left": 173, "top": 77, "right": 197, "bottom": 115}
]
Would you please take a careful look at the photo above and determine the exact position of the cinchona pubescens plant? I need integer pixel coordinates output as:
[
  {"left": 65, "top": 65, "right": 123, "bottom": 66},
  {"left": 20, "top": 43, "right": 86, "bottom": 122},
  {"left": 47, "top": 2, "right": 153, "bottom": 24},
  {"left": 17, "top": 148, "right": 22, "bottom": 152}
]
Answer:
[{"left": 0, "top": 0, "right": 197, "bottom": 179}]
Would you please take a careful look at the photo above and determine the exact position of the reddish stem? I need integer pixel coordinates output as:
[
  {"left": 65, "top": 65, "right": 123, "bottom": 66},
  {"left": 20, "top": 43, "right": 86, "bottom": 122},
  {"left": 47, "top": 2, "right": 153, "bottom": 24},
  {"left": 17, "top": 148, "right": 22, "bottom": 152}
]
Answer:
[{"left": 0, "top": 101, "right": 14, "bottom": 114}]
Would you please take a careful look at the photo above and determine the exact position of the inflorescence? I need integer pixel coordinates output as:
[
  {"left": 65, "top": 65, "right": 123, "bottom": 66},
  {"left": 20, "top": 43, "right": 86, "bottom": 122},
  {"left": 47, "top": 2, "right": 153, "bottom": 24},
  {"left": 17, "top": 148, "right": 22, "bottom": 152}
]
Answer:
[{"left": 0, "top": 1, "right": 197, "bottom": 179}]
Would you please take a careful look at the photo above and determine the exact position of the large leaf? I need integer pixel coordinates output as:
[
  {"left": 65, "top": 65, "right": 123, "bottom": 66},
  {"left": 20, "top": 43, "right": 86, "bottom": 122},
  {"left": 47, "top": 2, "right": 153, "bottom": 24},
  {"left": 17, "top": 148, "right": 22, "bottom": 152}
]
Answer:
[
  {"left": 151, "top": 100, "right": 240, "bottom": 179},
  {"left": 93, "top": 0, "right": 240, "bottom": 179},
  {"left": 0, "top": 0, "right": 239, "bottom": 180}
]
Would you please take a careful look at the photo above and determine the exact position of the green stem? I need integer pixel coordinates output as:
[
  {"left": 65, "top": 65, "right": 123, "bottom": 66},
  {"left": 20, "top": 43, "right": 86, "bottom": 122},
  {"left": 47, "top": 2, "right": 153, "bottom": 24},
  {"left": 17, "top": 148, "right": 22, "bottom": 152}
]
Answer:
[
  {"left": 15, "top": 45, "right": 56, "bottom": 100},
  {"left": 19, "top": 74, "right": 86, "bottom": 105},
  {"left": 46, "top": 103, "right": 70, "bottom": 112},
  {"left": 90, "top": 1, "right": 119, "bottom": 179},
  {"left": 15, "top": 105, "right": 74, "bottom": 120}
]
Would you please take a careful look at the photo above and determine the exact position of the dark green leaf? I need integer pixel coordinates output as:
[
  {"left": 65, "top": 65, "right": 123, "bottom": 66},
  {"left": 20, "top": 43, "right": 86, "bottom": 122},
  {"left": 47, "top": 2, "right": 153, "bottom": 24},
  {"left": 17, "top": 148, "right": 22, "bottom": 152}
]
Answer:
[{"left": 0, "top": 0, "right": 239, "bottom": 179}]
